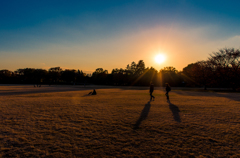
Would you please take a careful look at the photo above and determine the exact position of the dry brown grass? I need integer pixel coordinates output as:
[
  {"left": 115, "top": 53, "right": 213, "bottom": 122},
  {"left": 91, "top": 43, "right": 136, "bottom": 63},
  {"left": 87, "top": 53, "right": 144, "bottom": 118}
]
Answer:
[{"left": 0, "top": 85, "right": 240, "bottom": 157}]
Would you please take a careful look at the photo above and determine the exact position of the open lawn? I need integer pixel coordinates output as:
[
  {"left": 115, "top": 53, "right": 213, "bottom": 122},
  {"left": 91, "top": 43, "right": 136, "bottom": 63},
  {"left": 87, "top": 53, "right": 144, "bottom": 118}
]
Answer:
[{"left": 0, "top": 85, "right": 240, "bottom": 157}]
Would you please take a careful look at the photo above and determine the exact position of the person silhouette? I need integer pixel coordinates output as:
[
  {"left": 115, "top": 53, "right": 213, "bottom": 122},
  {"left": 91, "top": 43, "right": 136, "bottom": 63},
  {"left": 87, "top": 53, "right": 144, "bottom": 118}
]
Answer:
[
  {"left": 92, "top": 89, "right": 96, "bottom": 95},
  {"left": 88, "top": 89, "right": 97, "bottom": 95},
  {"left": 149, "top": 81, "right": 155, "bottom": 101},
  {"left": 165, "top": 83, "right": 171, "bottom": 101}
]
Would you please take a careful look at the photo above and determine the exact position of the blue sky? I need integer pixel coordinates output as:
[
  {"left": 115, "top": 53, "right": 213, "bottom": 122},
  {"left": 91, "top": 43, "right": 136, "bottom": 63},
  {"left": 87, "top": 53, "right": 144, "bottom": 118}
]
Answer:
[{"left": 0, "top": 0, "right": 240, "bottom": 72}]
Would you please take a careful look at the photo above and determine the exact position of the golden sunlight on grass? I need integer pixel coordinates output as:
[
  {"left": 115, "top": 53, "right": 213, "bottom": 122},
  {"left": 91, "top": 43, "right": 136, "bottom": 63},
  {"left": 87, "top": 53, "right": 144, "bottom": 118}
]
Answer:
[
  {"left": 0, "top": 85, "right": 240, "bottom": 157},
  {"left": 155, "top": 54, "right": 166, "bottom": 64}
]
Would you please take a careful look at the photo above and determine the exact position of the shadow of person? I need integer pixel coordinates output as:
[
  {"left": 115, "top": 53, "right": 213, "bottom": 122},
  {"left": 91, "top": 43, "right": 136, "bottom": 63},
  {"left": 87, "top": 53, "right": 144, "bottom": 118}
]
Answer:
[
  {"left": 81, "top": 94, "right": 90, "bottom": 97},
  {"left": 168, "top": 100, "right": 181, "bottom": 122},
  {"left": 133, "top": 101, "right": 151, "bottom": 130}
]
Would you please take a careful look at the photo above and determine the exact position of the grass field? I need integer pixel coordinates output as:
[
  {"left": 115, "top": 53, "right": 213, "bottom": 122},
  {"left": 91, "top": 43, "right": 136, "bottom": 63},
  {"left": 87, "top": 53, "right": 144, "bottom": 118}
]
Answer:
[{"left": 0, "top": 85, "right": 240, "bottom": 157}]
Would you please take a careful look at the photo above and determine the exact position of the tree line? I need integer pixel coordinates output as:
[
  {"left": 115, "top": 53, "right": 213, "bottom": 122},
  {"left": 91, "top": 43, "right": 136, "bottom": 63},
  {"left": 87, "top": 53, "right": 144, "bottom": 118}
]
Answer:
[{"left": 1, "top": 48, "right": 240, "bottom": 90}]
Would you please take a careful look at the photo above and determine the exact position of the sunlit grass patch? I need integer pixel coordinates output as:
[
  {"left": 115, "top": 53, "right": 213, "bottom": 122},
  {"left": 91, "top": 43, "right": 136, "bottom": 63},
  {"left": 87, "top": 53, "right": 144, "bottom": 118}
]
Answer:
[{"left": 0, "top": 86, "right": 240, "bottom": 157}]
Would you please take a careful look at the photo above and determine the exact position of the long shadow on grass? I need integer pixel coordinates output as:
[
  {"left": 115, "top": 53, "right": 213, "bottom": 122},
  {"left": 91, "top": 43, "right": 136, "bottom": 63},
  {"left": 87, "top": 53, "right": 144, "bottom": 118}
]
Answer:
[
  {"left": 133, "top": 101, "right": 151, "bottom": 130},
  {"left": 168, "top": 100, "right": 181, "bottom": 122}
]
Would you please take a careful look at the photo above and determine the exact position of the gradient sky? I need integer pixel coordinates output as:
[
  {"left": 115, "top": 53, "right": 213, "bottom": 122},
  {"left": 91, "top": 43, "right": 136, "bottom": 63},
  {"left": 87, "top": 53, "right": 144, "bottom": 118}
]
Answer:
[{"left": 1, "top": 0, "right": 240, "bottom": 73}]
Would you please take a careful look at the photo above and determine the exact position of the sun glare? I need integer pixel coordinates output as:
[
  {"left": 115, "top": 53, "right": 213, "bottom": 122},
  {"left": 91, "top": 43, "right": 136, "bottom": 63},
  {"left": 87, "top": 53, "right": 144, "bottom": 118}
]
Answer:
[{"left": 155, "top": 54, "right": 166, "bottom": 64}]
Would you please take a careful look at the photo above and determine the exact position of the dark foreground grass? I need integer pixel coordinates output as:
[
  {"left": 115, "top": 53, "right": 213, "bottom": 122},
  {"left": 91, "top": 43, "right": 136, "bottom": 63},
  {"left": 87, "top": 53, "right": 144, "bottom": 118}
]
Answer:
[{"left": 0, "top": 85, "right": 240, "bottom": 157}]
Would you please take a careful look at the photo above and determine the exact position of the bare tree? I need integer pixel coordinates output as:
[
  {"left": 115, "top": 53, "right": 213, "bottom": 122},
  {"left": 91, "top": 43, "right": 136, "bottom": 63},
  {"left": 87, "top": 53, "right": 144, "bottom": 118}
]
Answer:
[{"left": 208, "top": 48, "right": 240, "bottom": 90}]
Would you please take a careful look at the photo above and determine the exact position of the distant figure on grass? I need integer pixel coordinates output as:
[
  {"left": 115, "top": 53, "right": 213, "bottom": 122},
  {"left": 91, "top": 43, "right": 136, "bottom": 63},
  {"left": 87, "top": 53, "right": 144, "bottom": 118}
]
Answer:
[
  {"left": 165, "top": 83, "right": 171, "bottom": 101},
  {"left": 88, "top": 89, "right": 97, "bottom": 95},
  {"left": 149, "top": 81, "right": 155, "bottom": 101},
  {"left": 34, "top": 84, "right": 41, "bottom": 87}
]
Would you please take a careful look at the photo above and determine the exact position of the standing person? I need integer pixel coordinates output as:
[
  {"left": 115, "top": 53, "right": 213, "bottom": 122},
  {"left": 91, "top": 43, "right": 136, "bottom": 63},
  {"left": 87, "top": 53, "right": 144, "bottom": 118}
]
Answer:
[
  {"left": 165, "top": 83, "right": 171, "bottom": 101},
  {"left": 149, "top": 81, "right": 155, "bottom": 101}
]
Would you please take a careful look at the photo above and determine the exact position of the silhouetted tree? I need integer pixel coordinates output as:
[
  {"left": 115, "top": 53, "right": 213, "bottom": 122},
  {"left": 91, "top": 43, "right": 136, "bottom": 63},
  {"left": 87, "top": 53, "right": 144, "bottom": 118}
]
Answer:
[
  {"left": 92, "top": 68, "right": 108, "bottom": 84},
  {"left": 34, "top": 69, "right": 48, "bottom": 85},
  {"left": 182, "top": 63, "right": 197, "bottom": 86},
  {"left": 15, "top": 68, "right": 36, "bottom": 83},
  {"left": 111, "top": 68, "right": 124, "bottom": 85},
  {"left": 61, "top": 69, "right": 77, "bottom": 83},
  {"left": 130, "top": 61, "right": 137, "bottom": 74},
  {"left": 76, "top": 69, "right": 86, "bottom": 84},
  {"left": 48, "top": 67, "right": 62, "bottom": 84},
  {"left": 182, "top": 61, "right": 212, "bottom": 89},
  {"left": 0, "top": 70, "right": 15, "bottom": 83},
  {"left": 136, "top": 60, "right": 145, "bottom": 75},
  {"left": 139, "top": 67, "right": 158, "bottom": 86},
  {"left": 208, "top": 48, "right": 240, "bottom": 90},
  {"left": 194, "top": 61, "right": 212, "bottom": 90},
  {"left": 159, "top": 66, "right": 181, "bottom": 86},
  {"left": 3, "top": 48, "right": 240, "bottom": 90}
]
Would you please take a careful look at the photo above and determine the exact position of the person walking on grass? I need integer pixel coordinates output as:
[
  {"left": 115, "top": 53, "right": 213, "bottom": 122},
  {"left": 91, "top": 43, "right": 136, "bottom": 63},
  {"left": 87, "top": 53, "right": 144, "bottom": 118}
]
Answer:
[
  {"left": 149, "top": 81, "right": 155, "bottom": 101},
  {"left": 165, "top": 83, "right": 171, "bottom": 101}
]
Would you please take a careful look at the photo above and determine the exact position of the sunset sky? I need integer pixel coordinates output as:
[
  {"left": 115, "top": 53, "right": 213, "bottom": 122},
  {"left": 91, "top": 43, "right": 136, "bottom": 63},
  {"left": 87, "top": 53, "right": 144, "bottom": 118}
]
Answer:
[{"left": 0, "top": 0, "right": 240, "bottom": 73}]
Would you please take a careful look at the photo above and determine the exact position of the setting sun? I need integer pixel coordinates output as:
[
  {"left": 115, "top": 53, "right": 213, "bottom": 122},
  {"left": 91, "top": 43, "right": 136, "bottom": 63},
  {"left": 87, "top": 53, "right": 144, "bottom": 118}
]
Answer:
[{"left": 155, "top": 54, "right": 166, "bottom": 64}]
